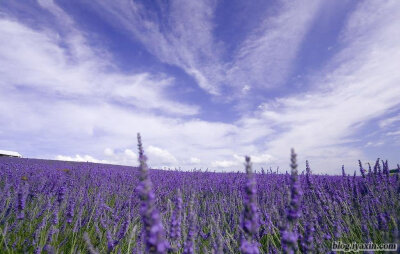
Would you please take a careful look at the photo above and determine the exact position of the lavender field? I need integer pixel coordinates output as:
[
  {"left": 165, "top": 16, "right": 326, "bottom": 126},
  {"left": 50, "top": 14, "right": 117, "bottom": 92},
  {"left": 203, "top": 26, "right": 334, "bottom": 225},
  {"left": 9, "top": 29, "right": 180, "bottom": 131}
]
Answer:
[{"left": 0, "top": 136, "right": 399, "bottom": 253}]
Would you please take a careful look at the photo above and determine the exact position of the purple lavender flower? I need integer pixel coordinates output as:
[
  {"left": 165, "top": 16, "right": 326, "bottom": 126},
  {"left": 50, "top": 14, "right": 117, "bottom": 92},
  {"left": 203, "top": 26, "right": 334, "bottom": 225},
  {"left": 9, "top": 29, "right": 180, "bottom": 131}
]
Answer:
[
  {"left": 240, "top": 156, "right": 260, "bottom": 254},
  {"left": 377, "top": 212, "right": 388, "bottom": 231},
  {"left": 382, "top": 160, "right": 389, "bottom": 176},
  {"left": 66, "top": 199, "right": 75, "bottom": 224},
  {"left": 211, "top": 216, "right": 224, "bottom": 254},
  {"left": 287, "top": 150, "right": 302, "bottom": 222},
  {"left": 136, "top": 133, "right": 169, "bottom": 253},
  {"left": 305, "top": 160, "right": 311, "bottom": 175},
  {"left": 169, "top": 189, "right": 183, "bottom": 250},
  {"left": 35, "top": 199, "right": 51, "bottom": 220},
  {"left": 117, "top": 216, "right": 129, "bottom": 242},
  {"left": 377, "top": 158, "right": 382, "bottom": 176},
  {"left": 32, "top": 216, "right": 46, "bottom": 247},
  {"left": 361, "top": 222, "right": 370, "bottom": 242},
  {"left": 281, "top": 149, "right": 302, "bottom": 254},
  {"left": 373, "top": 158, "right": 380, "bottom": 175},
  {"left": 106, "top": 229, "right": 115, "bottom": 252},
  {"left": 183, "top": 196, "right": 196, "bottom": 254},
  {"left": 17, "top": 184, "right": 28, "bottom": 220},
  {"left": 43, "top": 245, "right": 55, "bottom": 254},
  {"left": 73, "top": 207, "right": 83, "bottom": 233},
  {"left": 52, "top": 205, "right": 59, "bottom": 225},
  {"left": 305, "top": 160, "right": 312, "bottom": 188},
  {"left": 43, "top": 225, "right": 57, "bottom": 253},
  {"left": 367, "top": 163, "right": 372, "bottom": 176},
  {"left": 358, "top": 160, "right": 366, "bottom": 178},
  {"left": 300, "top": 219, "right": 314, "bottom": 253},
  {"left": 57, "top": 185, "right": 66, "bottom": 204}
]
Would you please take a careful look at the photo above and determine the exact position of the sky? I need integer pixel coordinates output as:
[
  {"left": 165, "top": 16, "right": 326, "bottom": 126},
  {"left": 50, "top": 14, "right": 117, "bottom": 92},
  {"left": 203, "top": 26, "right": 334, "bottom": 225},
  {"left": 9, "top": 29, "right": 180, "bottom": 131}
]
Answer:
[{"left": 0, "top": 0, "right": 400, "bottom": 174}]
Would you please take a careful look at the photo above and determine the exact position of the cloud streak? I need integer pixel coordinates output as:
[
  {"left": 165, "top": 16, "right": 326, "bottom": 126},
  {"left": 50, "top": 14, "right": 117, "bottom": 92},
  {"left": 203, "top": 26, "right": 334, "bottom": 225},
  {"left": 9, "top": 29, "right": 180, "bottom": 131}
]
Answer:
[
  {"left": 227, "top": 0, "right": 322, "bottom": 93},
  {"left": 86, "top": 0, "right": 322, "bottom": 98},
  {"left": 0, "top": 10, "right": 198, "bottom": 116},
  {"left": 87, "top": 0, "right": 223, "bottom": 95}
]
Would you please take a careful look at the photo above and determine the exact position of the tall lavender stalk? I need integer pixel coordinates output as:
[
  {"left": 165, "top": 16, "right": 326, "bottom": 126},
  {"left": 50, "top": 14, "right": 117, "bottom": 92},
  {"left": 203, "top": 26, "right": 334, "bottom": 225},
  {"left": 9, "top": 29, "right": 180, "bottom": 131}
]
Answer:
[
  {"left": 358, "top": 160, "right": 366, "bottom": 178},
  {"left": 17, "top": 183, "right": 28, "bottom": 220},
  {"left": 305, "top": 160, "right": 312, "bottom": 189},
  {"left": 136, "top": 133, "right": 169, "bottom": 253},
  {"left": 169, "top": 189, "right": 183, "bottom": 251},
  {"left": 183, "top": 195, "right": 196, "bottom": 254},
  {"left": 281, "top": 149, "right": 302, "bottom": 254},
  {"left": 240, "top": 156, "right": 260, "bottom": 254}
]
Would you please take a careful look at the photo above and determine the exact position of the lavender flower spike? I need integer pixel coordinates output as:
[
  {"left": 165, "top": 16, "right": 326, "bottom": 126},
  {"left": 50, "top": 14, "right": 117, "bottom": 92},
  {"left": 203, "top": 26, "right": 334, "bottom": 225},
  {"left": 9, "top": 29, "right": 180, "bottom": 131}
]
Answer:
[
  {"left": 288, "top": 149, "right": 302, "bottom": 222},
  {"left": 183, "top": 195, "right": 196, "bottom": 254},
  {"left": 169, "top": 189, "right": 183, "bottom": 251},
  {"left": 17, "top": 183, "right": 28, "bottom": 220},
  {"left": 281, "top": 148, "right": 302, "bottom": 254},
  {"left": 136, "top": 133, "right": 169, "bottom": 254},
  {"left": 358, "top": 160, "right": 366, "bottom": 178},
  {"left": 240, "top": 156, "right": 260, "bottom": 254}
]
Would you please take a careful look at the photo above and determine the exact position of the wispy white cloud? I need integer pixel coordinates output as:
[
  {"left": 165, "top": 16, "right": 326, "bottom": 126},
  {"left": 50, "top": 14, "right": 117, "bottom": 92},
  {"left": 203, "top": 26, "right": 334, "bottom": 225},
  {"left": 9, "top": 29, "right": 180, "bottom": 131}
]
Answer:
[
  {"left": 87, "top": 0, "right": 223, "bottom": 95},
  {"left": 0, "top": 10, "right": 198, "bottom": 116},
  {"left": 379, "top": 114, "right": 400, "bottom": 128},
  {"left": 365, "top": 141, "right": 384, "bottom": 147},
  {"left": 386, "top": 131, "right": 400, "bottom": 137},
  {"left": 227, "top": 0, "right": 322, "bottom": 92},
  {"left": 242, "top": 0, "right": 400, "bottom": 172},
  {"left": 86, "top": 0, "right": 322, "bottom": 99}
]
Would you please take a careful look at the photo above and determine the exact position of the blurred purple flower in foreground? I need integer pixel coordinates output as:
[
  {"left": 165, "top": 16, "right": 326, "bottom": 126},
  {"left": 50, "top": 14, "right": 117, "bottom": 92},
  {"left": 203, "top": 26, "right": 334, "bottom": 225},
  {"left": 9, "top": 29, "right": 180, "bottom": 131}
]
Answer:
[
  {"left": 281, "top": 148, "right": 302, "bottom": 254},
  {"left": 136, "top": 133, "right": 170, "bottom": 254},
  {"left": 240, "top": 156, "right": 260, "bottom": 254}
]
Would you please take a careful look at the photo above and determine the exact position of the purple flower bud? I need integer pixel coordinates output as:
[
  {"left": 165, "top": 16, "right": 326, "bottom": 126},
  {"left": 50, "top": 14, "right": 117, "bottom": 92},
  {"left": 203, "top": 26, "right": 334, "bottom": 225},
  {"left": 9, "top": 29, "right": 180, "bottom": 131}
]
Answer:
[
  {"left": 57, "top": 185, "right": 66, "bottom": 204},
  {"left": 281, "top": 230, "right": 298, "bottom": 254},
  {"left": 66, "top": 200, "right": 75, "bottom": 224},
  {"left": 137, "top": 133, "right": 169, "bottom": 253},
  {"left": 169, "top": 189, "right": 183, "bottom": 250},
  {"left": 367, "top": 163, "right": 372, "bottom": 176},
  {"left": 107, "top": 229, "right": 115, "bottom": 252},
  {"left": 17, "top": 184, "right": 28, "bottom": 220},
  {"left": 300, "top": 220, "right": 314, "bottom": 253},
  {"left": 117, "top": 216, "right": 129, "bottom": 242},
  {"left": 240, "top": 238, "right": 260, "bottom": 254},
  {"left": 358, "top": 160, "right": 366, "bottom": 178},
  {"left": 377, "top": 213, "right": 388, "bottom": 231},
  {"left": 183, "top": 196, "right": 196, "bottom": 254},
  {"left": 281, "top": 149, "right": 302, "bottom": 253},
  {"left": 240, "top": 156, "right": 260, "bottom": 254},
  {"left": 288, "top": 150, "right": 302, "bottom": 223},
  {"left": 305, "top": 161, "right": 313, "bottom": 188}
]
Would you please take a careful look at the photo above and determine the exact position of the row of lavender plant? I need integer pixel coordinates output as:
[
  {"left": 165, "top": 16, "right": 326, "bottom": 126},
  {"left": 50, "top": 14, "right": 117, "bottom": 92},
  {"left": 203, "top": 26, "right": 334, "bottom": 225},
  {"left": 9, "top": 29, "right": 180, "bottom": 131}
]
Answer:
[{"left": 0, "top": 136, "right": 399, "bottom": 253}]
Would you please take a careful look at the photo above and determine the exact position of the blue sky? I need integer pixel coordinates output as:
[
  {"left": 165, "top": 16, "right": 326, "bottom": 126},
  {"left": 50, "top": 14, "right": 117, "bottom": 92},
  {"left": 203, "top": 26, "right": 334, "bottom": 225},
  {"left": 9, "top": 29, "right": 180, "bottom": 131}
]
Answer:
[{"left": 1, "top": 0, "right": 399, "bottom": 174}]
